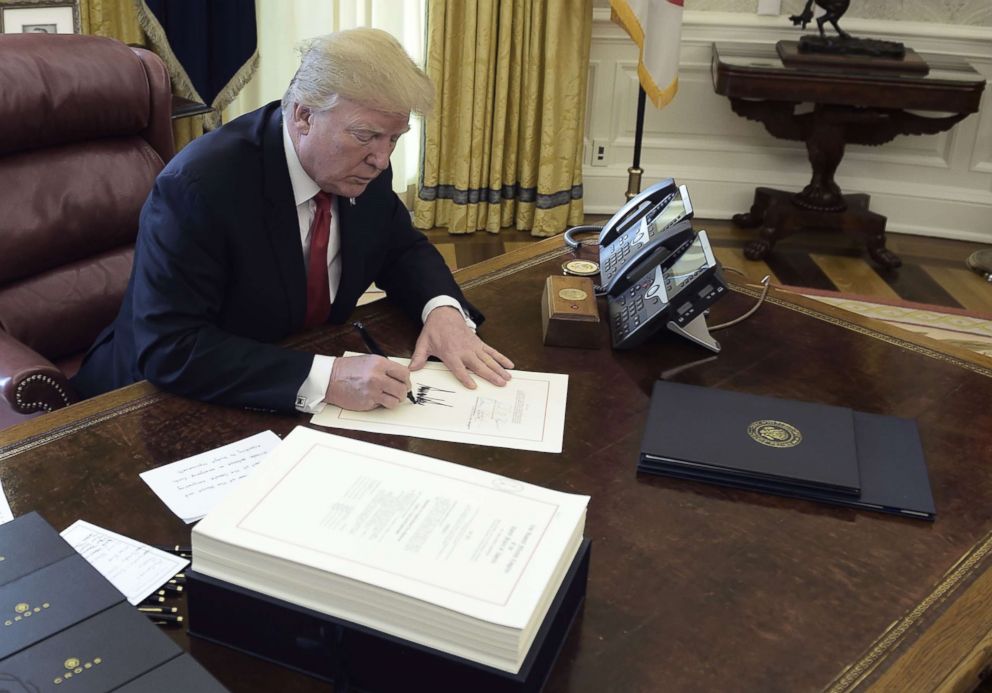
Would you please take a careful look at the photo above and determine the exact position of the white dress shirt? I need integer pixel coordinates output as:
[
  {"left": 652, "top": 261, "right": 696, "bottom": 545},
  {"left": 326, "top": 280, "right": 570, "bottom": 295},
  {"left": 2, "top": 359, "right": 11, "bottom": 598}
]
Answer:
[{"left": 283, "top": 122, "right": 471, "bottom": 413}]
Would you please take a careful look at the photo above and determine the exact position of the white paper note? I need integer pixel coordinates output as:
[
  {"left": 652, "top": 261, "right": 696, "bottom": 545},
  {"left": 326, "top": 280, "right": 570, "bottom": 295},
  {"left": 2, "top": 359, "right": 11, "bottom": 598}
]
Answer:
[
  {"left": 0, "top": 479, "right": 12, "bottom": 525},
  {"left": 312, "top": 356, "right": 568, "bottom": 453},
  {"left": 60, "top": 520, "right": 188, "bottom": 605},
  {"left": 140, "top": 430, "right": 281, "bottom": 523}
]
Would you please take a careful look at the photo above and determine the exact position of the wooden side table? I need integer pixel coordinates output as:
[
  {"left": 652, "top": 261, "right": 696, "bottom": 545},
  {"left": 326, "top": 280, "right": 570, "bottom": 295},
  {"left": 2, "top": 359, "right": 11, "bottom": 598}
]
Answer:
[{"left": 712, "top": 42, "right": 986, "bottom": 269}]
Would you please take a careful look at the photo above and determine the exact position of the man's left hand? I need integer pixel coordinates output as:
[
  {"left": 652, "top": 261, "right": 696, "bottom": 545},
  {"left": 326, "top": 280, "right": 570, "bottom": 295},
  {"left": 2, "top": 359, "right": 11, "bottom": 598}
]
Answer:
[{"left": 409, "top": 307, "right": 513, "bottom": 389}]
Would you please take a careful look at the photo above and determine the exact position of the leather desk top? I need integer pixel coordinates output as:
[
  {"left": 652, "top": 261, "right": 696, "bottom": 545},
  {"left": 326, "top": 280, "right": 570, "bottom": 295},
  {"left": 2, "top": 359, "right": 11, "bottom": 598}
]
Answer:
[{"left": 2, "top": 237, "right": 991, "bottom": 692}]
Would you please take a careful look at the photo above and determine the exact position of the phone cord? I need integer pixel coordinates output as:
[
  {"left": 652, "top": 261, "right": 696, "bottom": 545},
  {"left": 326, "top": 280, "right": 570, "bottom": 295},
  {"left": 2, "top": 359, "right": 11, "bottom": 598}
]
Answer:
[
  {"left": 563, "top": 225, "right": 604, "bottom": 250},
  {"left": 710, "top": 274, "right": 771, "bottom": 331}
]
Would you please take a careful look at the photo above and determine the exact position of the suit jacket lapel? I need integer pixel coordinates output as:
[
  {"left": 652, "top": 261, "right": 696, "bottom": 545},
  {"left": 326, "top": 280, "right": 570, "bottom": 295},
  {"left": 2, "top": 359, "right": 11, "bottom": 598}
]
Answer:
[{"left": 260, "top": 104, "right": 307, "bottom": 330}]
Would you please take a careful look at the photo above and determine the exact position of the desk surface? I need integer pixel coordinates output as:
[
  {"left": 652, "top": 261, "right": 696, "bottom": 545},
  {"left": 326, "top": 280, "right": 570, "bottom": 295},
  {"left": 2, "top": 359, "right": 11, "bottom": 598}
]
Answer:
[{"left": 3, "top": 238, "right": 992, "bottom": 692}]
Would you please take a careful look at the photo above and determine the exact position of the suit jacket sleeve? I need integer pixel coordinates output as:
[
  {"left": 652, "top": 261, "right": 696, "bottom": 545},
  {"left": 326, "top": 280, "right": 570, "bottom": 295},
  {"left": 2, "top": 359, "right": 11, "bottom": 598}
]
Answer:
[{"left": 344, "top": 168, "right": 484, "bottom": 326}]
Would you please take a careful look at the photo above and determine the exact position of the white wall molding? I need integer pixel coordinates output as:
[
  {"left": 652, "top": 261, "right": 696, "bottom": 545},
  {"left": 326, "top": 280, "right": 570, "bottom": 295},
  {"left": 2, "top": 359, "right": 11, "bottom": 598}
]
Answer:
[{"left": 584, "top": 9, "right": 992, "bottom": 242}]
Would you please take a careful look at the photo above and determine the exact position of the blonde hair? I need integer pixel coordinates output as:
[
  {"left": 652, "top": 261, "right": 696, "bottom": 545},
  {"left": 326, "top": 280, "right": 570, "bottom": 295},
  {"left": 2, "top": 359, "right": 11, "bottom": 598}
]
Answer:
[{"left": 282, "top": 28, "right": 434, "bottom": 117}]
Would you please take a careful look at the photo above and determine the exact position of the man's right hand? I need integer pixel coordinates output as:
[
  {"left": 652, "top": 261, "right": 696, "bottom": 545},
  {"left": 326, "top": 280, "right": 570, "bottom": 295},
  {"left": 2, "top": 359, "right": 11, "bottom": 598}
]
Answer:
[{"left": 325, "top": 355, "right": 411, "bottom": 411}]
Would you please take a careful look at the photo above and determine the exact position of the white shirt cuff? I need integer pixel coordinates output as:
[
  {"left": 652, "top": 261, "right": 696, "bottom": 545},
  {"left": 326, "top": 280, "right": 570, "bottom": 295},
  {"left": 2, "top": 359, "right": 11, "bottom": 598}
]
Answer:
[
  {"left": 423, "top": 295, "right": 476, "bottom": 331},
  {"left": 295, "top": 355, "right": 335, "bottom": 413}
]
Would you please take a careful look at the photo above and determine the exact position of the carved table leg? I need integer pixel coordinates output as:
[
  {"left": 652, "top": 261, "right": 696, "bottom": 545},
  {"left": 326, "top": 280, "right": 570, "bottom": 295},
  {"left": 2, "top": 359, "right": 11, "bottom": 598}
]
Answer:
[
  {"left": 793, "top": 112, "right": 846, "bottom": 212},
  {"left": 731, "top": 105, "right": 908, "bottom": 268},
  {"left": 739, "top": 189, "right": 798, "bottom": 260},
  {"left": 837, "top": 195, "right": 901, "bottom": 269},
  {"left": 732, "top": 187, "right": 773, "bottom": 228}
]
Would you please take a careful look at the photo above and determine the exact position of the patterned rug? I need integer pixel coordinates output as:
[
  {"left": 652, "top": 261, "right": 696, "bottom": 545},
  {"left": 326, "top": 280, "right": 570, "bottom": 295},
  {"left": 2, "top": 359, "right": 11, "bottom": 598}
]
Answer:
[{"left": 783, "top": 287, "right": 992, "bottom": 359}]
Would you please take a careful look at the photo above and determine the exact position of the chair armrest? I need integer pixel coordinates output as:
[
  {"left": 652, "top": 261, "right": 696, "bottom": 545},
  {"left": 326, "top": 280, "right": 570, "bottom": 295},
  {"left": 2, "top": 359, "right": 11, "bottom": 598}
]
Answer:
[{"left": 0, "top": 332, "right": 78, "bottom": 414}]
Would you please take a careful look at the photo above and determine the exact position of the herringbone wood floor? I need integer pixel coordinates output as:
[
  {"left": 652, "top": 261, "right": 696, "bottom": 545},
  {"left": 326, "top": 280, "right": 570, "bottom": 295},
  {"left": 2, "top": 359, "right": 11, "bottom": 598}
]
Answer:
[{"left": 424, "top": 217, "right": 992, "bottom": 314}]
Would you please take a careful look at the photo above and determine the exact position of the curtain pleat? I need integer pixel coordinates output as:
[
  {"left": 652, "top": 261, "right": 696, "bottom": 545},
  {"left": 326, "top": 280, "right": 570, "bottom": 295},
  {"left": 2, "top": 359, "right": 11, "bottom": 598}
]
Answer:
[
  {"left": 78, "top": 0, "right": 206, "bottom": 152},
  {"left": 415, "top": 0, "right": 591, "bottom": 237},
  {"left": 78, "top": 0, "right": 143, "bottom": 43}
]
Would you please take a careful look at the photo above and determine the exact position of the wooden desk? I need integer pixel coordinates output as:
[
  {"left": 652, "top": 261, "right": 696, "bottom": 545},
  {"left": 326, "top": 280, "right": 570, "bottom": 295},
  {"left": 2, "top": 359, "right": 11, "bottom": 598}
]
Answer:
[
  {"left": 3, "top": 238, "right": 992, "bottom": 692},
  {"left": 712, "top": 42, "right": 986, "bottom": 270}
]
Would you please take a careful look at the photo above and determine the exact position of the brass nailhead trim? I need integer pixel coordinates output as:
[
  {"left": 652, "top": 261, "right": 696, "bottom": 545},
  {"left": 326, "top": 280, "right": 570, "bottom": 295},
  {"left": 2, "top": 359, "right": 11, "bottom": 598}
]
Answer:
[{"left": 14, "top": 374, "right": 70, "bottom": 412}]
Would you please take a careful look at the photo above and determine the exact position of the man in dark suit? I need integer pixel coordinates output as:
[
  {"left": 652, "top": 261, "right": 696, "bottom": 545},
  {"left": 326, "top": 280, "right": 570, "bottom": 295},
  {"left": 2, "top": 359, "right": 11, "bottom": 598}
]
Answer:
[{"left": 73, "top": 28, "right": 512, "bottom": 414}]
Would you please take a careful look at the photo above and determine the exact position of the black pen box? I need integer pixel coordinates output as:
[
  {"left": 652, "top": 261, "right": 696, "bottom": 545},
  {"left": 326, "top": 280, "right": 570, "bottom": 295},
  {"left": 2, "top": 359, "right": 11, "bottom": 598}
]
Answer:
[
  {"left": 187, "top": 539, "right": 591, "bottom": 693},
  {"left": 114, "top": 653, "right": 230, "bottom": 692},
  {"left": 0, "top": 512, "right": 76, "bottom": 587},
  {"left": 0, "top": 601, "right": 182, "bottom": 692},
  {"left": 0, "top": 553, "right": 125, "bottom": 659}
]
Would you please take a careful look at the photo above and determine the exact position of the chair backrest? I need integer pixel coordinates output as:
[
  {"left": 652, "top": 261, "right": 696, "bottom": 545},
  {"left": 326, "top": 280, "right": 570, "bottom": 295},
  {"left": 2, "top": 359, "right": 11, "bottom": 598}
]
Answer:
[{"left": 0, "top": 34, "right": 174, "bottom": 372}]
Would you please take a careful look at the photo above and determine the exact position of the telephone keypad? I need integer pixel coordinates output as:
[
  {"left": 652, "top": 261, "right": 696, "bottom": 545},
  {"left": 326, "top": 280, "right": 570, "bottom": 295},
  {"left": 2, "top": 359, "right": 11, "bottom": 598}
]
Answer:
[{"left": 608, "top": 277, "right": 665, "bottom": 344}]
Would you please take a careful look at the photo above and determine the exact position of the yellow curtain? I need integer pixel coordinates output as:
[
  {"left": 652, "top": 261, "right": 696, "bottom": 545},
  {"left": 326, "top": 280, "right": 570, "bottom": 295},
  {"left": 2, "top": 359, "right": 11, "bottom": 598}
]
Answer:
[
  {"left": 78, "top": 0, "right": 205, "bottom": 151},
  {"left": 414, "top": 0, "right": 591, "bottom": 237},
  {"left": 78, "top": 0, "right": 143, "bottom": 43}
]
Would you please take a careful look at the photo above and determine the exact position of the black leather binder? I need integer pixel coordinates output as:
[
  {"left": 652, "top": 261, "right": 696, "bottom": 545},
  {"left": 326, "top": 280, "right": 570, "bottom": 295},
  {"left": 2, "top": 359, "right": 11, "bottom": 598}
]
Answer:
[
  {"left": 639, "top": 381, "right": 861, "bottom": 496},
  {"left": 638, "top": 382, "right": 936, "bottom": 520},
  {"left": 843, "top": 411, "right": 935, "bottom": 520}
]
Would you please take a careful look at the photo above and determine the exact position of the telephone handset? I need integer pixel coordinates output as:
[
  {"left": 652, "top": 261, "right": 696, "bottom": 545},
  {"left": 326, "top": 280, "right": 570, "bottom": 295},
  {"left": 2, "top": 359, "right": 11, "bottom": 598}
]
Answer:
[
  {"left": 599, "top": 183, "right": 695, "bottom": 297},
  {"left": 598, "top": 178, "right": 676, "bottom": 247}
]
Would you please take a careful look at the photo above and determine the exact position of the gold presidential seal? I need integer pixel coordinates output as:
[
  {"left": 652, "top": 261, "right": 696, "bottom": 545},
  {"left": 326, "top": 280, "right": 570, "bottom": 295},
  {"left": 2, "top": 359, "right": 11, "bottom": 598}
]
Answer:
[
  {"left": 747, "top": 420, "right": 802, "bottom": 448},
  {"left": 558, "top": 288, "right": 588, "bottom": 302},
  {"left": 562, "top": 259, "right": 599, "bottom": 276}
]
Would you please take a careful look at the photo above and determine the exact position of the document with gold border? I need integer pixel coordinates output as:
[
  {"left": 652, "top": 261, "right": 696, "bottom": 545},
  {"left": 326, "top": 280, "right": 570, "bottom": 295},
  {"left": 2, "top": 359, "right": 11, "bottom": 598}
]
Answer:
[
  {"left": 311, "top": 355, "right": 568, "bottom": 453},
  {"left": 192, "top": 426, "right": 588, "bottom": 673}
]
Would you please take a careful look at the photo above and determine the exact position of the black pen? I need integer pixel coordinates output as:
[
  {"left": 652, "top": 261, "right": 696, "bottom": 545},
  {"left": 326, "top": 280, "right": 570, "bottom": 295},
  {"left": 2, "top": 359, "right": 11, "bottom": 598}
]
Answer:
[
  {"left": 352, "top": 321, "right": 417, "bottom": 404},
  {"left": 148, "top": 614, "right": 184, "bottom": 627},
  {"left": 152, "top": 544, "right": 192, "bottom": 557}
]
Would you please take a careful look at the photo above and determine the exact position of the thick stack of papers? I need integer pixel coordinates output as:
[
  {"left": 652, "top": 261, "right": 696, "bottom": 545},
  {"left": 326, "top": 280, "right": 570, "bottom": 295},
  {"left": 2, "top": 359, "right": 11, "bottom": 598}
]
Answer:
[{"left": 192, "top": 426, "right": 589, "bottom": 674}]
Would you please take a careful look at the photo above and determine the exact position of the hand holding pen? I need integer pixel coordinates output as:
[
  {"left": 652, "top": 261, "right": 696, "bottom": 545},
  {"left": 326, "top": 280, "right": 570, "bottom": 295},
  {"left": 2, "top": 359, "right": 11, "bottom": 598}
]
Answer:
[
  {"left": 319, "top": 323, "right": 417, "bottom": 410},
  {"left": 352, "top": 322, "right": 417, "bottom": 404}
]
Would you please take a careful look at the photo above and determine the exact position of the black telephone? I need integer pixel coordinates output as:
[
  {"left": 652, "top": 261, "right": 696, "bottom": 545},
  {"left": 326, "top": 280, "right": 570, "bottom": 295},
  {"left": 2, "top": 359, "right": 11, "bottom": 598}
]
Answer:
[
  {"left": 583, "top": 179, "right": 727, "bottom": 351},
  {"left": 606, "top": 229, "right": 727, "bottom": 351},
  {"left": 562, "top": 178, "right": 728, "bottom": 351},
  {"left": 598, "top": 181, "right": 695, "bottom": 297}
]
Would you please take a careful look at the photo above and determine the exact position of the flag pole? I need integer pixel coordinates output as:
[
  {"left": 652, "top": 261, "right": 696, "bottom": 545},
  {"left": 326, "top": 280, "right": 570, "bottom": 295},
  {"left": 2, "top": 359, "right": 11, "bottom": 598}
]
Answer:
[{"left": 625, "top": 86, "right": 647, "bottom": 201}]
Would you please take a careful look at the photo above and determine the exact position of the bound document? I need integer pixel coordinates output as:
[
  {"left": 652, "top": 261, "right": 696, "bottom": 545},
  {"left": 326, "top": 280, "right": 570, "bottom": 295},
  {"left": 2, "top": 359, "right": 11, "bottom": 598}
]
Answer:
[
  {"left": 639, "top": 380, "right": 861, "bottom": 496},
  {"left": 638, "top": 381, "right": 935, "bottom": 520},
  {"left": 191, "top": 426, "right": 589, "bottom": 675}
]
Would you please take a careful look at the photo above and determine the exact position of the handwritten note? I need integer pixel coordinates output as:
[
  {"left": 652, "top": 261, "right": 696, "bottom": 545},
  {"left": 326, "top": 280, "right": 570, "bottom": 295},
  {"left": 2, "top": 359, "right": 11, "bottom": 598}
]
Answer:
[
  {"left": 0, "top": 479, "right": 12, "bottom": 525},
  {"left": 61, "top": 521, "right": 188, "bottom": 605},
  {"left": 140, "top": 430, "right": 281, "bottom": 523}
]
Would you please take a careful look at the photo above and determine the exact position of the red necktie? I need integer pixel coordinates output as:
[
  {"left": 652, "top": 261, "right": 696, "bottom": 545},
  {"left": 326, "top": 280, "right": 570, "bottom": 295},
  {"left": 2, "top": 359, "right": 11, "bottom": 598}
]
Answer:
[{"left": 304, "top": 191, "right": 333, "bottom": 328}]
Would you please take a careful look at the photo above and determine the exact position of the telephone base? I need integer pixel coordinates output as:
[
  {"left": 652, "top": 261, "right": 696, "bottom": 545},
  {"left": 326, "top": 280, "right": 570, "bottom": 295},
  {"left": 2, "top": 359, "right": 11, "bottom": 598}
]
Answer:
[{"left": 666, "top": 315, "right": 721, "bottom": 353}]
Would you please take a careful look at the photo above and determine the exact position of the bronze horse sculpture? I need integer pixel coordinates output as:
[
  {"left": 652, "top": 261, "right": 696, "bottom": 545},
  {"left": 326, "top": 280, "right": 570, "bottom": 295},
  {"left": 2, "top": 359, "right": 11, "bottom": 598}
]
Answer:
[{"left": 790, "top": 0, "right": 851, "bottom": 39}]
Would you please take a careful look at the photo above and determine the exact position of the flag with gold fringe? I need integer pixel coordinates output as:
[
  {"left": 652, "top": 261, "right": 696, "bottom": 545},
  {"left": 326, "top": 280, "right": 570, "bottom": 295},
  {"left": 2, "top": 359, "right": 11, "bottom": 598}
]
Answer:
[
  {"left": 136, "top": 0, "right": 258, "bottom": 129},
  {"left": 609, "top": 0, "right": 684, "bottom": 108}
]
